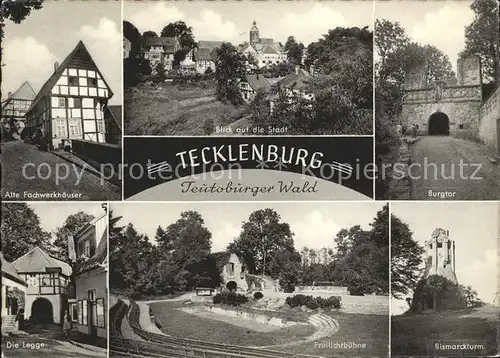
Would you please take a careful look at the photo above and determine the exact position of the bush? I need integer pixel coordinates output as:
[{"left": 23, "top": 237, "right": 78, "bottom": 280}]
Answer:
[
  {"left": 286, "top": 294, "right": 341, "bottom": 310},
  {"left": 253, "top": 292, "right": 264, "bottom": 300},
  {"left": 213, "top": 291, "right": 248, "bottom": 306}
]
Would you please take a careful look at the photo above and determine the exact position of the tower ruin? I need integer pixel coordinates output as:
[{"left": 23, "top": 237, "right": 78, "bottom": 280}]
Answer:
[{"left": 423, "top": 228, "right": 458, "bottom": 284}]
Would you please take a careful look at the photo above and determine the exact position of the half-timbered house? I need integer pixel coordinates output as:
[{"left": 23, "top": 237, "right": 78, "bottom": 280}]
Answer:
[
  {"left": 1, "top": 81, "right": 36, "bottom": 137},
  {"left": 25, "top": 41, "right": 114, "bottom": 150}
]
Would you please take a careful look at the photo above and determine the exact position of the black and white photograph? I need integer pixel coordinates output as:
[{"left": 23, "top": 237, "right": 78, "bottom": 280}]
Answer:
[
  {"left": 375, "top": 0, "right": 500, "bottom": 200},
  {"left": 1, "top": 1, "right": 122, "bottom": 201},
  {"left": 391, "top": 202, "right": 499, "bottom": 357},
  {"left": 1, "top": 202, "right": 109, "bottom": 357},
  {"left": 109, "top": 202, "right": 389, "bottom": 357},
  {"left": 123, "top": 1, "right": 373, "bottom": 136}
]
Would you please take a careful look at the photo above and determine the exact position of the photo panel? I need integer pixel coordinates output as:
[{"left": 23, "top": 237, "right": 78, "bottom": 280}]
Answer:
[
  {"left": 1, "top": 1, "right": 123, "bottom": 201},
  {"left": 1, "top": 202, "right": 109, "bottom": 357},
  {"left": 123, "top": 136, "right": 374, "bottom": 201},
  {"left": 391, "top": 202, "right": 499, "bottom": 357},
  {"left": 123, "top": 0, "right": 374, "bottom": 136},
  {"left": 374, "top": 0, "right": 500, "bottom": 201},
  {"left": 109, "top": 201, "right": 389, "bottom": 357}
]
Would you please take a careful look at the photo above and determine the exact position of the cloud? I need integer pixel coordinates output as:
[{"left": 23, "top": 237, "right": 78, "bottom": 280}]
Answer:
[
  {"left": 456, "top": 248, "right": 497, "bottom": 304},
  {"left": 211, "top": 222, "right": 241, "bottom": 252},
  {"left": 127, "top": 3, "right": 186, "bottom": 35},
  {"left": 76, "top": 17, "right": 122, "bottom": 104},
  {"left": 291, "top": 211, "right": 342, "bottom": 250},
  {"left": 189, "top": 9, "right": 239, "bottom": 43},
  {"left": 2, "top": 37, "right": 56, "bottom": 100},
  {"left": 277, "top": 3, "right": 350, "bottom": 44},
  {"left": 410, "top": 3, "right": 474, "bottom": 71}
]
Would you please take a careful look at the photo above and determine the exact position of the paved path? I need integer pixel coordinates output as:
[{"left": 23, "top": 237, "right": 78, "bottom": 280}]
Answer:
[
  {"left": 409, "top": 136, "right": 500, "bottom": 200},
  {"left": 1, "top": 325, "right": 106, "bottom": 357},
  {"left": 1, "top": 141, "right": 120, "bottom": 200}
]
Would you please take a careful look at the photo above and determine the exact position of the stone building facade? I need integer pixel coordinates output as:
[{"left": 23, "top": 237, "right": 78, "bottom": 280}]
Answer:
[{"left": 400, "top": 55, "right": 482, "bottom": 135}]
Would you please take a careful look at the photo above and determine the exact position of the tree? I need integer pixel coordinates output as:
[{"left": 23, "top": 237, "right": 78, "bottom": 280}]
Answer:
[
  {"left": 215, "top": 42, "right": 246, "bottom": 105},
  {"left": 461, "top": 0, "right": 499, "bottom": 84},
  {"left": 284, "top": 36, "right": 305, "bottom": 64},
  {"left": 52, "top": 211, "right": 95, "bottom": 262},
  {"left": 1, "top": 203, "right": 52, "bottom": 262},
  {"left": 228, "top": 209, "right": 295, "bottom": 276},
  {"left": 161, "top": 21, "right": 196, "bottom": 50},
  {"left": 142, "top": 30, "right": 158, "bottom": 43},
  {"left": 390, "top": 213, "right": 424, "bottom": 299},
  {"left": 1, "top": 1, "right": 44, "bottom": 57},
  {"left": 459, "top": 284, "right": 484, "bottom": 308},
  {"left": 375, "top": 19, "right": 409, "bottom": 69}
]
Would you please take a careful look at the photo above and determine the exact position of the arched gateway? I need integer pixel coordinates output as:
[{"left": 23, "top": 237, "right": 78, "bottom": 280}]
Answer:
[
  {"left": 428, "top": 112, "right": 450, "bottom": 135},
  {"left": 31, "top": 297, "right": 54, "bottom": 324}
]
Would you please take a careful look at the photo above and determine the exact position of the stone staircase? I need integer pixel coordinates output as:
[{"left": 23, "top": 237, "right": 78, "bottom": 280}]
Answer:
[
  {"left": 2, "top": 315, "right": 17, "bottom": 334},
  {"left": 307, "top": 313, "right": 339, "bottom": 340}
]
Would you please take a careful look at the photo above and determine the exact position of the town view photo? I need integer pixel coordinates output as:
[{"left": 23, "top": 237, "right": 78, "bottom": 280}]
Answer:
[
  {"left": 109, "top": 202, "right": 389, "bottom": 357},
  {"left": 1, "top": 1, "right": 123, "bottom": 201},
  {"left": 375, "top": 0, "right": 500, "bottom": 200},
  {"left": 390, "top": 202, "right": 499, "bottom": 356},
  {"left": 123, "top": 1, "right": 374, "bottom": 136},
  {"left": 1, "top": 202, "right": 109, "bottom": 357}
]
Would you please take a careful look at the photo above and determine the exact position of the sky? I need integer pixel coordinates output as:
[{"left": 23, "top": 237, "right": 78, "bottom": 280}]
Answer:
[
  {"left": 27, "top": 202, "right": 106, "bottom": 241},
  {"left": 2, "top": 1, "right": 122, "bottom": 105},
  {"left": 375, "top": 0, "right": 475, "bottom": 73},
  {"left": 124, "top": 0, "right": 374, "bottom": 47},
  {"left": 391, "top": 202, "right": 498, "bottom": 313},
  {"left": 110, "top": 202, "right": 385, "bottom": 252}
]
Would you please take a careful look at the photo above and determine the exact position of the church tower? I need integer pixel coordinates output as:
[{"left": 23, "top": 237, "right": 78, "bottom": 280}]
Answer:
[
  {"left": 423, "top": 228, "right": 458, "bottom": 284},
  {"left": 250, "top": 20, "right": 259, "bottom": 46}
]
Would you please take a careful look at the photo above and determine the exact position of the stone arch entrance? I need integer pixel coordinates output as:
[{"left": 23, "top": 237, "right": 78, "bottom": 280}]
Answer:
[
  {"left": 428, "top": 112, "right": 450, "bottom": 135},
  {"left": 31, "top": 298, "right": 53, "bottom": 324},
  {"left": 226, "top": 281, "right": 237, "bottom": 291}
]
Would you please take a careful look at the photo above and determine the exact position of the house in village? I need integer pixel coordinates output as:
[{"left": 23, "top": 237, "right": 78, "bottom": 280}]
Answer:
[
  {"left": 25, "top": 41, "right": 114, "bottom": 150},
  {"left": 193, "top": 41, "right": 223, "bottom": 74},
  {"left": 239, "top": 74, "right": 272, "bottom": 103},
  {"left": 239, "top": 21, "right": 287, "bottom": 68},
  {"left": 1, "top": 253, "right": 28, "bottom": 333},
  {"left": 276, "top": 65, "right": 315, "bottom": 100},
  {"left": 213, "top": 252, "right": 248, "bottom": 291},
  {"left": 10, "top": 247, "right": 72, "bottom": 325},
  {"left": 143, "top": 37, "right": 179, "bottom": 72},
  {"left": 68, "top": 212, "right": 108, "bottom": 343},
  {"left": 1, "top": 81, "right": 36, "bottom": 137}
]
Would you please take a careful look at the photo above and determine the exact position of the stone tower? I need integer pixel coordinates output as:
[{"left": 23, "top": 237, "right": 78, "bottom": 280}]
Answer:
[
  {"left": 250, "top": 20, "right": 259, "bottom": 46},
  {"left": 457, "top": 54, "right": 481, "bottom": 86},
  {"left": 423, "top": 228, "right": 458, "bottom": 284}
]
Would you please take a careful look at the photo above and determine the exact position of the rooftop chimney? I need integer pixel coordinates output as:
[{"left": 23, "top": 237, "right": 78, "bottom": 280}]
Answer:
[
  {"left": 54, "top": 62, "right": 59, "bottom": 72},
  {"left": 295, "top": 65, "right": 300, "bottom": 75},
  {"left": 8, "top": 91, "right": 12, "bottom": 98}
]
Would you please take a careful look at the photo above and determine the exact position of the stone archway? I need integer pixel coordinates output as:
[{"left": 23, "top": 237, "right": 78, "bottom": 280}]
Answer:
[
  {"left": 226, "top": 281, "right": 237, "bottom": 291},
  {"left": 428, "top": 112, "right": 450, "bottom": 135},
  {"left": 31, "top": 298, "right": 53, "bottom": 324}
]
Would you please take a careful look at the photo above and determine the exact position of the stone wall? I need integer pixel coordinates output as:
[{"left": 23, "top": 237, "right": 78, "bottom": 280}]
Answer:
[
  {"left": 401, "top": 96, "right": 481, "bottom": 133},
  {"left": 479, "top": 85, "right": 500, "bottom": 153},
  {"left": 295, "top": 286, "right": 349, "bottom": 295}
]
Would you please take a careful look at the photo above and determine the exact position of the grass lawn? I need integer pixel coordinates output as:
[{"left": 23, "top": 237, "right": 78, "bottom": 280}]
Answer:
[
  {"left": 288, "top": 312, "right": 389, "bottom": 357},
  {"left": 124, "top": 83, "right": 248, "bottom": 135},
  {"left": 149, "top": 301, "right": 316, "bottom": 347},
  {"left": 391, "top": 307, "right": 498, "bottom": 356}
]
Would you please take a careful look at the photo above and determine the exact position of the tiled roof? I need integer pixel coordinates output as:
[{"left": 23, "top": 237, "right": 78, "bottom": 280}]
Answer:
[
  {"left": 277, "top": 69, "right": 312, "bottom": 90},
  {"left": 196, "top": 48, "right": 213, "bottom": 61},
  {"left": 262, "top": 45, "right": 278, "bottom": 55},
  {"left": 1, "top": 253, "right": 27, "bottom": 286},
  {"left": 12, "top": 247, "right": 72, "bottom": 277},
  {"left": 212, "top": 251, "right": 232, "bottom": 272},
  {"left": 2, "top": 81, "right": 36, "bottom": 105},
  {"left": 106, "top": 105, "right": 122, "bottom": 131},
  {"left": 244, "top": 74, "right": 271, "bottom": 92},
  {"left": 197, "top": 41, "right": 224, "bottom": 51},
  {"left": 27, "top": 41, "right": 113, "bottom": 114}
]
